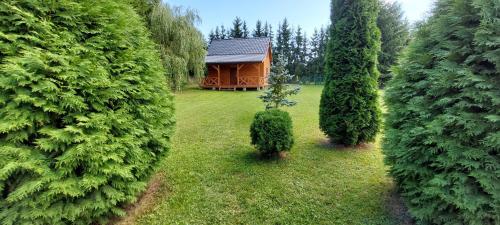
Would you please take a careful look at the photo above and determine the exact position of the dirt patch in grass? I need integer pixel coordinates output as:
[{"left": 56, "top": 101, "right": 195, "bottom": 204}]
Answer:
[
  {"left": 110, "top": 172, "right": 168, "bottom": 225},
  {"left": 385, "top": 186, "right": 414, "bottom": 225}
]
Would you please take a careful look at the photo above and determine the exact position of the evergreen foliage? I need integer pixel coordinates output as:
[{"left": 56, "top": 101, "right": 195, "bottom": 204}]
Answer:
[
  {"left": 291, "top": 27, "right": 308, "bottom": 82},
  {"left": 0, "top": 1, "right": 175, "bottom": 224},
  {"left": 220, "top": 25, "right": 228, "bottom": 39},
  {"left": 130, "top": 0, "right": 160, "bottom": 24},
  {"left": 264, "top": 22, "right": 274, "bottom": 43},
  {"left": 383, "top": 0, "right": 500, "bottom": 224},
  {"left": 253, "top": 20, "right": 264, "bottom": 37},
  {"left": 376, "top": 0, "right": 409, "bottom": 88},
  {"left": 208, "top": 30, "right": 216, "bottom": 42},
  {"left": 242, "top": 21, "right": 249, "bottom": 38},
  {"left": 319, "top": 0, "right": 381, "bottom": 146},
  {"left": 306, "top": 27, "right": 329, "bottom": 84},
  {"left": 259, "top": 55, "right": 300, "bottom": 110},
  {"left": 250, "top": 109, "right": 294, "bottom": 155},
  {"left": 230, "top": 17, "right": 244, "bottom": 38},
  {"left": 274, "top": 19, "right": 293, "bottom": 67}
]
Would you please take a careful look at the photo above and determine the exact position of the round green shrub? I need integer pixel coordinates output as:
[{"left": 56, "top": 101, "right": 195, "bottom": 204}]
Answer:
[
  {"left": 0, "top": 1, "right": 174, "bottom": 224},
  {"left": 383, "top": 0, "right": 499, "bottom": 224},
  {"left": 250, "top": 109, "right": 294, "bottom": 155}
]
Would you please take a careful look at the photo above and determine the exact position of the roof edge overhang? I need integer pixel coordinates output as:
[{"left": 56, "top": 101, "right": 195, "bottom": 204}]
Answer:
[{"left": 206, "top": 61, "right": 262, "bottom": 65}]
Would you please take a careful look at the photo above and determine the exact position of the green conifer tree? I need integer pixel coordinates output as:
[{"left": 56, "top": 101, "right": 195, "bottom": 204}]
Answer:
[
  {"left": 0, "top": 1, "right": 175, "bottom": 224},
  {"left": 230, "top": 17, "right": 243, "bottom": 38},
  {"left": 376, "top": 0, "right": 409, "bottom": 88},
  {"left": 259, "top": 55, "right": 300, "bottom": 109},
  {"left": 214, "top": 26, "right": 221, "bottom": 39},
  {"left": 253, "top": 20, "right": 264, "bottom": 37},
  {"left": 384, "top": 0, "right": 500, "bottom": 224},
  {"left": 319, "top": 0, "right": 381, "bottom": 146},
  {"left": 208, "top": 30, "right": 216, "bottom": 42},
  {"left": 220, "top": 25, "right": 228, "bottom": 39},
  {"left": 242, "top": 21, "right": 249, "bottom": 38}
]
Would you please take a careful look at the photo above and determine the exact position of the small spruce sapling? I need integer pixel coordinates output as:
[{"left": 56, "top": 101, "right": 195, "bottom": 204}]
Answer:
[
  {"left": 259, "top": 54, "right": 300, "bottom": 109},
  {"left": 250, "top": 55, "right": 299, "bottom": 156}
]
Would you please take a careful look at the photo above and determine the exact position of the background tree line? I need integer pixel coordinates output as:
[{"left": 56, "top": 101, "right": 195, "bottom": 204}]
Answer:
[{"left": 208, "top": 0, "right": 410, "bottom": 87}]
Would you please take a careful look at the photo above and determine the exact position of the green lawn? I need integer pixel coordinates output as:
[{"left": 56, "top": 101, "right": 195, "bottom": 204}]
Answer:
[{"left": 124, "top": 85, "right": 402, "bottom": 225}]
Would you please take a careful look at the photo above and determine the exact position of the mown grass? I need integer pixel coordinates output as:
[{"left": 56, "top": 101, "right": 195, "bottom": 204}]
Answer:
[{"left": 126, "top": 85, "right": 403, "bottom": 225}]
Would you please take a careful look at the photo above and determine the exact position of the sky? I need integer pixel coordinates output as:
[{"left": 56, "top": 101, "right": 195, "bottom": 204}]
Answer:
[{"left": 167, "top": 0, "right": 435, "bottom": 38}]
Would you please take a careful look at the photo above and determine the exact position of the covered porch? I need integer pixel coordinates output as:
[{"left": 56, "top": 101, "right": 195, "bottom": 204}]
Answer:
[{"left": 201, "top": 63, "right": 268, "bottom": 90}]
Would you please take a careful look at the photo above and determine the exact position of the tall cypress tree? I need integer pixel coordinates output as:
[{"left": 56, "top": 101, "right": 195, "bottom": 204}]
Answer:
[
  {"left": 384, "top": 0, "right": 499, "bottom": 224},
  {"left": 319, "top": 0, "right": 381, "bottom": 146}
]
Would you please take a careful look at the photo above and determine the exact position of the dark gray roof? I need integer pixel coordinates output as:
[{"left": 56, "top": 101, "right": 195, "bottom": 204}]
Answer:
[{"left": 206, "top": 37, "right": 271, "bottom": 64}]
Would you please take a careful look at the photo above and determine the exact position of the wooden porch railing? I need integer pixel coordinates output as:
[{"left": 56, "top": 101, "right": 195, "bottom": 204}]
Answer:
[
  {"left": 238, "top": 76, "right": 264, "bottom": 86},
  {"left": 201, "top": 76, "right": 267, "bottom": 88},
  {"left": 202, "top": 77, "right": 219, "bottom": 86}
]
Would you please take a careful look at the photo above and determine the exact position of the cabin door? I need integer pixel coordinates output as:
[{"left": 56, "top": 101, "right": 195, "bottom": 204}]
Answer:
[{"left": 230, "top": 67, "right": 238, "bottom": 85}]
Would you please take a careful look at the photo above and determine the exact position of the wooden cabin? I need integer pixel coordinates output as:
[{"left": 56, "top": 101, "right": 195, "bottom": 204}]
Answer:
[{"left": 201, "top": 37, "right": 272, "bottom": 90}]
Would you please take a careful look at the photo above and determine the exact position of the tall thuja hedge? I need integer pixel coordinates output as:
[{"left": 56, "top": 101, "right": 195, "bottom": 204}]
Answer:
[
  {"left": 319, "top": 0, "right": 381, "bottom": 146},
  {"left": 0, "top": 1, "right": 174, "bottom": 224},
  {"left": 383, "top": 0, "right": 499, "bottom": 224}
]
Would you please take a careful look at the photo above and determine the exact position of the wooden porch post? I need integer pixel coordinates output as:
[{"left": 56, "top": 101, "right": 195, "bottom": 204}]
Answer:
[
  {"left": 217, "top": 64, "right": 220, "bottom": 89},
  {"left": 236, "top": 63, "right": 239, "bottom": 86},
  {"left": 258, "top": 63, "right": 262, "bottom": 89}
]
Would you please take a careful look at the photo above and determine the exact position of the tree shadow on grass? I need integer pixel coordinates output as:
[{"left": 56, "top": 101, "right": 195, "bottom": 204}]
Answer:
[
  {"left": 240, "top": 150, "right": 290, "bottom": 165},
  {"left": 315, "top": 137, "right": 375, "bottom": 152}
]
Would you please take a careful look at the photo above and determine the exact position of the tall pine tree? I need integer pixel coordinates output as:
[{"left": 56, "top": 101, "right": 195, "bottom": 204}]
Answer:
[
  {"left": 214, "top": 26, "right": 221, "bottom": 39},
  {"left": 308, "top": 29, "right": 319, "bottom": 80},
  {"left": 281, "top": 19, "right": 292, "bottom": 70},
  {"left": 220, "top": 25, "right": 228, "bottom": 39},
  {"left": 230, "top": 17, "right": 244, "bottom": 38},
  {"left": 242, "top": 21, "right": 249, "bottom": 38},
  {"left": 292, "top": 26, "right": 306, "bottom": 81},
  {"left": 383, "top": 0, "right": 499, "bottom": 224},
  {"left": 319, "top": 0, "right": 381, "bottom": 146},
  {"left": 253, "top": 20, "right": 264, "bottom": 37},
  {"left": 208, "top": 30, "right": 216, "bottom": 42},
  {"left": 267, "top": 23, "right": 274, "bottom": 43},
  {"left": 377, "top": 0, "right": 409, "bottom": 87}
]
